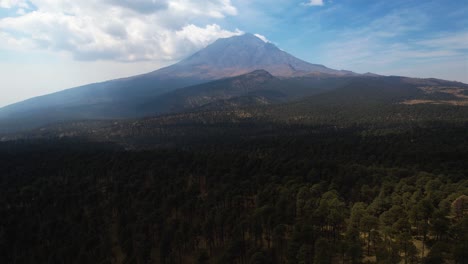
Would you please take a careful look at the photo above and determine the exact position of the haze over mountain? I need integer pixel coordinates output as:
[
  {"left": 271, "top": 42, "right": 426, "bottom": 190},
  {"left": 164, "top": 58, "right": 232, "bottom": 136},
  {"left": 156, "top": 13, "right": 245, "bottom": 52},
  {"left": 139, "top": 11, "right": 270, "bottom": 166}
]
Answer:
[
  {"left": 1, "top": 33, "right": 467, "bottom": 135},
  {"left": 0, "top": 33, "right": 358, "bottom": 132}
]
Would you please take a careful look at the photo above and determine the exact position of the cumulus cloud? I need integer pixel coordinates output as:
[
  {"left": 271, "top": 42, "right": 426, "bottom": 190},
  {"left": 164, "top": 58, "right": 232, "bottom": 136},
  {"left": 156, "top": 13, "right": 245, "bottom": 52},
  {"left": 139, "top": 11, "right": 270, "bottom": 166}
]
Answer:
[
  {"left": 304, "top": 0, "right": 324, "bottom": 7},
  {"left": 0, "top": 0, "right": 241, "bottom": 61}
]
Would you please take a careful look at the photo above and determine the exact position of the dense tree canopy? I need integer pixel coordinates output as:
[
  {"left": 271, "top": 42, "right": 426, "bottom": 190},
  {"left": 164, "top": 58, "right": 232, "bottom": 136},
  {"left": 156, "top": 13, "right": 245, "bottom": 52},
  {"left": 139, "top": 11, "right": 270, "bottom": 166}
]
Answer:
[{"left": 0, "top": 120, "right": 467, "bottom": 263}]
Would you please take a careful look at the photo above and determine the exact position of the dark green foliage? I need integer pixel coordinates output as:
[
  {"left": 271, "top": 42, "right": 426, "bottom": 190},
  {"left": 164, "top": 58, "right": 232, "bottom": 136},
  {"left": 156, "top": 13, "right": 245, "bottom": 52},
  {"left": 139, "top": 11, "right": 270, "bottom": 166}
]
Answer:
[
  {"left": 452, "top": 217, "right": 468, "bottom": 263},
  {"left": 313, "top": 238, "right": 331, "bottom": 264},
  {"left": 0, "top": 121, "right": 467, "bottom": 263}
]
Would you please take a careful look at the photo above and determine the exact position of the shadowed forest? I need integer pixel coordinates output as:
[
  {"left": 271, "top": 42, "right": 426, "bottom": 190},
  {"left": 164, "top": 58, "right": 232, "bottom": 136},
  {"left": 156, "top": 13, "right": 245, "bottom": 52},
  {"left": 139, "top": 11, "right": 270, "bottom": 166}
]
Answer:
[{"left": 1, "top": 122, "right": 467, "bottom": 263}]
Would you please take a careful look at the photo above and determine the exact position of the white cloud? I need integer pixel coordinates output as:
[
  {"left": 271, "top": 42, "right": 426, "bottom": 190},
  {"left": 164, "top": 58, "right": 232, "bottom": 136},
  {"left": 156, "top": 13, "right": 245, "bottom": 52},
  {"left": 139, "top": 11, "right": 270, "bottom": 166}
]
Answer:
[
  {"left": 254, "top": 33, "right": 269, "bottom": 43},
  {"left": 304, "top": 0, "right": 324, "bottom": 7},
  {"left": 168, "top": 0, "right": 237, "bottom": 18},
  {"left": 0, "top": 0, "right": 29, "bottom": 8},
  {"left": 318, "top": 9, "right": 468, "bottom": 82},
  {"left": 0, "top": 0, "right": 241, "bottom": 61},
  {"left": 416, "top": 32, "right": 468, "bottom": 50}
]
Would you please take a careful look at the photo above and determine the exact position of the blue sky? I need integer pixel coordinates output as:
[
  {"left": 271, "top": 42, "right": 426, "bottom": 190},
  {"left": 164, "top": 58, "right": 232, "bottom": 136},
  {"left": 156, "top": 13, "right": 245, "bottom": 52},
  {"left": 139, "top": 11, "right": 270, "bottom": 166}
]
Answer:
[{"left": 0, "top": 0, "right": 467, "bottom": 107}]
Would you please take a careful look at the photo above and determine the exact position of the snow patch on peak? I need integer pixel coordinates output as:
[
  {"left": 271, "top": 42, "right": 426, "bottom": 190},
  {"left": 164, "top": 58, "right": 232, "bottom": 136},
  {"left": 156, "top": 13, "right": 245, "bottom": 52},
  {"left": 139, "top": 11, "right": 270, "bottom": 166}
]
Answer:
[{"left": 254, "top": 34, "right": 270, "bottom": 43}]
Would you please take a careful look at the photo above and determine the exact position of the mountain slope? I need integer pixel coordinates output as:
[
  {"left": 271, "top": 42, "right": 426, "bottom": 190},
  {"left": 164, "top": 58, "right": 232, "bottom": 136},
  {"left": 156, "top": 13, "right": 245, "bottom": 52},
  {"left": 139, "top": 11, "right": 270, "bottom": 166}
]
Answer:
[
  {"left": 152, "top": 33, "right": 353, "bottom": 78},
  {"left": 4, "top": 75, "right": 467, "bottom": 143},
  {"left": 137, "top": 70, "right": 350, "bottom": 115},
  {"left": 0, "top": 34, "right": 358, "bottom": 132}
]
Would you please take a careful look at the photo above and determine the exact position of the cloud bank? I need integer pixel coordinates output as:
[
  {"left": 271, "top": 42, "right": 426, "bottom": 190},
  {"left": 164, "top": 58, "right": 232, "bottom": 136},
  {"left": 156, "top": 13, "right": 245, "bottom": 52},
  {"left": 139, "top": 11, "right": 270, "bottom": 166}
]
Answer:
[{"left": 0, "top": 0, "right": 242, "bottom": 61}]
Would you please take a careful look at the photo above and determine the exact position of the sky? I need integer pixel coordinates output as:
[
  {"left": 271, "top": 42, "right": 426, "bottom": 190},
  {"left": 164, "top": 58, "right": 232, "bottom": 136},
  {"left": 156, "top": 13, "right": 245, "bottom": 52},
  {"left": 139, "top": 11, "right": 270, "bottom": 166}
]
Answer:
[{"left": 0, "top": 0, "right": 467, "bottom": 107}]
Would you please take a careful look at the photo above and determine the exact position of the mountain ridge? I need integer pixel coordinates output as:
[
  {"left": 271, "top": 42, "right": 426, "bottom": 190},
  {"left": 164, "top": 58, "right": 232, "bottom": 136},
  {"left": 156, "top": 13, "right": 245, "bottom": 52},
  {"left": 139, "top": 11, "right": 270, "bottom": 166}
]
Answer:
[
  {"left": 0, "top": 33, "right": 355, "bottom": 115},
  {"left": 0, "top": 33, "right": 362, "bottom": 132},
  {"left": 1, "top": 33, "right": 466, "bottom": 134},
  {"left": 151, "top": 33, "right": 355, "bottom": 79}
]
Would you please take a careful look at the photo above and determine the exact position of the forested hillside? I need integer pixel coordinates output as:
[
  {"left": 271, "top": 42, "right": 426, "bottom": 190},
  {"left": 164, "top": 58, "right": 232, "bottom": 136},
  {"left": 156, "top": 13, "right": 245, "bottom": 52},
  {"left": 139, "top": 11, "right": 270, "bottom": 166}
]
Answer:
[{"left": 1, "top": 122, "right": 467, "bottom": 263}]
